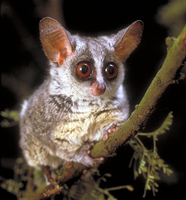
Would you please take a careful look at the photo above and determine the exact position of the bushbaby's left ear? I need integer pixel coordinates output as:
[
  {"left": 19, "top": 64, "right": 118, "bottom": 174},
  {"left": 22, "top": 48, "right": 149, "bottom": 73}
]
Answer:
[{"left": 114, "top": 20, "right": 144, "bottom": 62}]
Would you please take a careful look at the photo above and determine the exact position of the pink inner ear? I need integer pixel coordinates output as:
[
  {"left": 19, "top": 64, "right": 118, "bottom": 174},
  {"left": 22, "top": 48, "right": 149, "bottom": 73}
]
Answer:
[
  {"left": 115, "top": 20, "right": 143, "bottom": 62},
  {"left": 40, "top": 17, "right": 73, "bottom": 66}
]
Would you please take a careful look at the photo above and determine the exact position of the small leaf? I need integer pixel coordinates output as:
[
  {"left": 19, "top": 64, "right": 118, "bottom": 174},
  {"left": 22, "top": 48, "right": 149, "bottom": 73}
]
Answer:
[
  {"left": 1, "top": 120, "right": 10, "bottom": 127},
  {"left": 134, "top": 171, "right": 138, "bottom": 179},
  {"left": 101, "top": 177, "right": 107, "bottom": 182},
  {"left": 104, "top": 173, "right": 112, "bottom": 177}
]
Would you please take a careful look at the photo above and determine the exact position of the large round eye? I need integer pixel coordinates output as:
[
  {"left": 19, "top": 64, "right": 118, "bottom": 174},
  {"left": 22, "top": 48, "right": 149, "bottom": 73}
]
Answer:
[
  {"left": 105, "top": 63, "right": 118, "bottom": 79},
  {"left": 76, "top": 62, "right": 91, "bottom": 78}
]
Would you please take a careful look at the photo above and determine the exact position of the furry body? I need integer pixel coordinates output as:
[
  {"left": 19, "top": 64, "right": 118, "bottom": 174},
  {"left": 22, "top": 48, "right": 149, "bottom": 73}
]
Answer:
[{"left": 19, "top": 17, "right": 143, "bottom": 169}]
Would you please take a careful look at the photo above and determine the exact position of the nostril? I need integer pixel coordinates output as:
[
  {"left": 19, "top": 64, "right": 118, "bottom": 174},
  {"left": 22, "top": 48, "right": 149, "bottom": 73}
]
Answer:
[
  {"left": 90, "top": 82, "right": 106, "bottom": 96},
  {"left": 96, "top": 84, "right": 106, "bottom": 94}
]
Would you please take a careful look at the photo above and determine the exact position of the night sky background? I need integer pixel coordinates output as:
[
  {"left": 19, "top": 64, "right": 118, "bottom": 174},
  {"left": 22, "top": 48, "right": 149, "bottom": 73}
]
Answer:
[{"left": 1, "top": 0, "right": 186, "bottom": 199}]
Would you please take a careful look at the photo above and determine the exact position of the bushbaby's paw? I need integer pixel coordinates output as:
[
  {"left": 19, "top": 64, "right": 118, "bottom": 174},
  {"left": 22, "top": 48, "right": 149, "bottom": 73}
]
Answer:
[
  {"left": 86, "top": 142, "right": 95, "bottom": 155},
  {"left": 103, "top": 123, "right": 118, "bottom": 141},
  {"left": 75, "top": 143, "right": 104, "bottom": 166},
  {"left": 85, "top": 143, "right": 104, "bottom": 165},
  {"left": 86, "top": 144, "right": 104, "bottom": 163},
  {"left": 42, "top": 166, "right": 58, "bottom": 185}
]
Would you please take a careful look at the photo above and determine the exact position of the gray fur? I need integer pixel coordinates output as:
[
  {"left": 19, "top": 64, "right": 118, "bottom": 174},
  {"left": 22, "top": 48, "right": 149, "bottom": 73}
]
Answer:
[{"left": 19, "top": 18, "right": 143, "bottom": 169}]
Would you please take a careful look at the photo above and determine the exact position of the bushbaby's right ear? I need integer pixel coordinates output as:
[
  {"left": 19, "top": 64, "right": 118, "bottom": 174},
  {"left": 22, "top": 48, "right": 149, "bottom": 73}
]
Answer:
[
  {"left": 114, "top": 20, "right": 143, "bottom": 62},
  {"left": 39, "top": 17, "right": 73, "bottom": 66}
]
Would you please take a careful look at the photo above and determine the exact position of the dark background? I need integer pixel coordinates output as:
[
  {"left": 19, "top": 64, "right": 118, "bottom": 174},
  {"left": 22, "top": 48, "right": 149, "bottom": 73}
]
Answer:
[{"left": 1, "top": 0, "right": 186, "bottom": 199}]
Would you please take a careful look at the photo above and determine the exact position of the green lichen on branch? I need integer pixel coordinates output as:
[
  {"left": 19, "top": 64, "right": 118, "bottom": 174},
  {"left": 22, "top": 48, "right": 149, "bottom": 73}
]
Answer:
[{"left": 129, "top": 112, "right": 173, "bottom": 197}]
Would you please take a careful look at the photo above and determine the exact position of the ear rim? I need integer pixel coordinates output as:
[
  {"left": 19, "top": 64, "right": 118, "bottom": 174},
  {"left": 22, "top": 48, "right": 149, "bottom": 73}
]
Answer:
[
  {"left": 114, "top": 20, "right": 144, "bottom": 62},
  {"left": 39, "top": 17, "right": 73, "bottom": 66}
]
